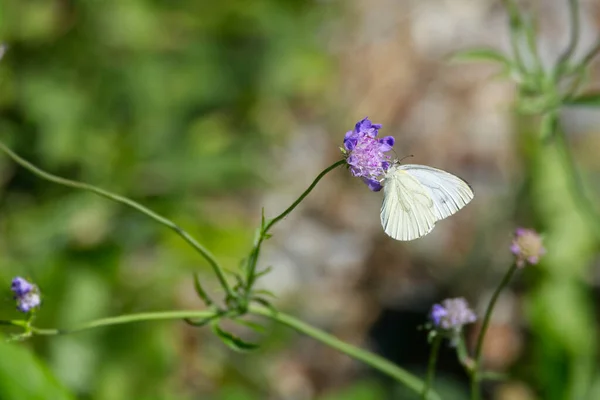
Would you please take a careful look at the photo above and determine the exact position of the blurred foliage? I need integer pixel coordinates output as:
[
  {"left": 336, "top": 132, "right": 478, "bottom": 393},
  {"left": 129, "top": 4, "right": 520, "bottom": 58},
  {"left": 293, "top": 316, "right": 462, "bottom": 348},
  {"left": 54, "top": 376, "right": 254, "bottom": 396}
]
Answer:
[
  {"left": 0, "top": 0, "right": 340, "bottom": 399},
  {"left": 0, "top": 334, "right": 74, "bottom": 400}
]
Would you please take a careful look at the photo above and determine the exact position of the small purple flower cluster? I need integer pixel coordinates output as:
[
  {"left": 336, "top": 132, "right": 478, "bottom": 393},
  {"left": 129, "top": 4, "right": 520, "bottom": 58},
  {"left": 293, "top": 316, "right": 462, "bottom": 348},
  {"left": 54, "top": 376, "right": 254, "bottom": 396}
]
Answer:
[
  {"left": 342, "top": 117, "right": 395, "bottom": 192},
  {"left": 430, "top": 297, "right": 477, "bottom": 332},
  {"left": 11, "top": 277, "right": 41, "bottom": 313},
  {"left": 511, "top": 228, "right": 545, "bottom": 268}
]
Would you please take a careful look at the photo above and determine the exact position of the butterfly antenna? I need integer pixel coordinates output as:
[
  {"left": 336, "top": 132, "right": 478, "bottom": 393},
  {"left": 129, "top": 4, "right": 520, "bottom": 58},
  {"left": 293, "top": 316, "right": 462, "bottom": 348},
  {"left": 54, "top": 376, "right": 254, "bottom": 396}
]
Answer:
[{"left": 397, "top": 154, "right": 414, "bottom": 164}]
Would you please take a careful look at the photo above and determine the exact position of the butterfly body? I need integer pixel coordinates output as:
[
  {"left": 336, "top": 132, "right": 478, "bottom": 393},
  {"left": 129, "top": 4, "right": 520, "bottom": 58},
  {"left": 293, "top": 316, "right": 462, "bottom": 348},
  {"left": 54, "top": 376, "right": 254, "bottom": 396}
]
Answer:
[{"left": 380, "top": 163, "right": 474, "bottom": 241}]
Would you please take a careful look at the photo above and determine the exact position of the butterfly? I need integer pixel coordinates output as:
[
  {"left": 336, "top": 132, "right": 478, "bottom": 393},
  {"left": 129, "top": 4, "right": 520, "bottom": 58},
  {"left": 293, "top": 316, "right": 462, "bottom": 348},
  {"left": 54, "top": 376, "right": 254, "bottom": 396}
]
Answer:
[{"left": 380, "top": 163, "right": 474, "bottom": 241}]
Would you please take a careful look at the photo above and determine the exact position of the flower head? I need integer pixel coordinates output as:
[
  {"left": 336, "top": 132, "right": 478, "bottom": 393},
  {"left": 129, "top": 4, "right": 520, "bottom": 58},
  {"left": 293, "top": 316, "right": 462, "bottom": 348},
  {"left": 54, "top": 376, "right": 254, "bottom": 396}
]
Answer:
[
  {"left": 430, "top": 297, "right": 477, "bottom": 331},
  {"left": 511, "top": 228, "right": 545, "bottom": 268},
  {"left": 342, "top": 117, "right": 395, "bottom": 191},
  {"left": 10, "top": 277, "right": 41, "bottom": 313}
]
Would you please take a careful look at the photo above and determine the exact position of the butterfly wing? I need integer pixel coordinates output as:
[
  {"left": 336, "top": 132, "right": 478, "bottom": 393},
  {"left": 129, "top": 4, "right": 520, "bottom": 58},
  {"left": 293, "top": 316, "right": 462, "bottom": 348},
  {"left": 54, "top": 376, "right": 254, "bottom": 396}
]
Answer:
[
  {"left": 398, "top": 164, "right": 474, "bottom": 221},
  {"left": 380, "top": 165, "right": 437, "bottom": 241}
]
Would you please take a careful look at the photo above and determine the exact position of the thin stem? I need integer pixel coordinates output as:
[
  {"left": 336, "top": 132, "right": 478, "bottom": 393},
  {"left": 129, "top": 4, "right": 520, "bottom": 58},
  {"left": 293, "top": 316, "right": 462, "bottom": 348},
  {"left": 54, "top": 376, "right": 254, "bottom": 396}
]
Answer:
[
  {"left": 580, "top": 37, "right": 600, "bottom": 67},
  {"left": 456, "top": 331, "right": 474, "bottom": 373},
  {"left": 556, "top": 0, "right": 580, "bottom": 75},
  {"left": 263, "top": 159, "right": 346, "bottom": 232},
  {"left": 471, "top": 263, "right": 518, "bottom": 400},
  {"left": 522, "top": 12, "right": 543, "bottom": 76},
  {"left": 502, "top": 0, "right": 529, "bottom": 76},
  {"left": 245, "top": 159, "right": 346, "bottom": 286},
  {"left": 249, "top": 305, "right": 441, "bottom": 400},
  {"left": 28, "top": 310, "right": 216, "bottom": 336},
  {"left": 0, "top": 142, "right": 234, "bottom": 299},
  {"left": 565, "top": 37, "right": 600, "bottom": 97},
  {"left": 423, "top": 336, "right": 442, "bottom": 399}
]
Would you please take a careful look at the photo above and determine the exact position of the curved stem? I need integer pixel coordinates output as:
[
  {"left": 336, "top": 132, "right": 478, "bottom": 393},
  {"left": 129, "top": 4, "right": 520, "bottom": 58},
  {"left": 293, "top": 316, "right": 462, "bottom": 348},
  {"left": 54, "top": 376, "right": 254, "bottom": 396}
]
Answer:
[
  {"left": 471, "top": 263, "right": 518, "bottom": 400},
  {"left": 580, "top": 37, "right": 600, "bottom": 68},
  {"left": 245, "top": 159, "right": 345, "bottom": 286},
  {"left": 0, "top": 142, "right": 234, "bottom": 299},
  {"left": 423, "top": 336, "right": 442, "bottom": 399},
  {"left": 27, "top": 310, "right": 216, "bottom": 336},
  {"left": 263, "top": 159, "right": 346, "bottom": 232},
  {"left": 249, "top": 305, "right": 441, "bottom": 400}
]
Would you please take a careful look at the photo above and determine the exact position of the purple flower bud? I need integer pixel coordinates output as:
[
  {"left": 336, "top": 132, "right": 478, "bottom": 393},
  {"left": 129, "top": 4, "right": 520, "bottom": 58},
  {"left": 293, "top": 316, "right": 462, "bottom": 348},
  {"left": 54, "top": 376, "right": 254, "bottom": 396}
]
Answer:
[
  {"left": 511, "top": 228, "right": 545, "bottom": 268},
  {"left": 430, "top": 297, "right": 476, "bottom": 331},
  {"left": 341, "top": 118, "right": 396, "bottom": 190},
  {"left": 10, "top": 277, "right": 41, "bottom": 313},
  {"left": 11, "top": 277, "right": 34, "bottom": 297}
]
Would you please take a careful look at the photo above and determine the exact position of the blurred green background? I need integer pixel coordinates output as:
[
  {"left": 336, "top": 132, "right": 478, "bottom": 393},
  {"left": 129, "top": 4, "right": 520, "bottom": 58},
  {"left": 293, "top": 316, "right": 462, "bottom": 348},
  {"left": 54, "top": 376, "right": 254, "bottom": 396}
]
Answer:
[{"left": 1, "top": 1, "right": 600, "bottom": 399}]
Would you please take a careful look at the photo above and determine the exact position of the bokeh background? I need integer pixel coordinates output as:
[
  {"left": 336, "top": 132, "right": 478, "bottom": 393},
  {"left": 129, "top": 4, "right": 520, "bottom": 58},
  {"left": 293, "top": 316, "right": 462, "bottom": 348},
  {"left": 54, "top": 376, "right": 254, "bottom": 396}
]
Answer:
[{"left": 1, "top": 0, "right": 600, "bottom": 399}]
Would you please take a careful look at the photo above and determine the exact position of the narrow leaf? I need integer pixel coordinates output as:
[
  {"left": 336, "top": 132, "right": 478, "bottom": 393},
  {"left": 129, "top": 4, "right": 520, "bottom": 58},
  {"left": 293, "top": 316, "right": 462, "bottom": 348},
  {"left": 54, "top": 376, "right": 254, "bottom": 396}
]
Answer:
[
  {"left": 254, "top": 266, "right": 273, "bottom": 279},
  {"left": 447, "top": 48, "right": 511, "bottom": 66},
  {"left": 253, "top": 289, "right": 277, "bottom": 298},
  {"left": 211, "top": 322, "right": 260, "bottom": 352},
  {"left": 564, "top": 92, "right": 600, "bottom": 107},
  {"left": 193, "top": 273, "right": 213, "bottom": 306}
]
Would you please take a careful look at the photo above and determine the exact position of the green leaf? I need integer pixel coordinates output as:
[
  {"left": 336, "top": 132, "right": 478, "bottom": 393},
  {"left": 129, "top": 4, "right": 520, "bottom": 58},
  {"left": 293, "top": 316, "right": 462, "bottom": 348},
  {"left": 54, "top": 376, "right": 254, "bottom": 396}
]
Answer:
[
  {"left": 211, "top": 321, "right": 260, "bottom": 352},
  {"left": 193, "top": 272, "right": 214, "bottom": 306},
  {"left": 254, "top": 266, "right": 273, "bottom": 279},
  {"left": 447, "top": 48, "right": 511, "bottom": 66},
  {"left": 0, "top": 335, "right": 75, "bottom": 400},
  {"left": 252, "top": 289, "right": 277, "bottom": 298},
  {"left": 563, "top": 92, "right": 600, "bottom": 107}
]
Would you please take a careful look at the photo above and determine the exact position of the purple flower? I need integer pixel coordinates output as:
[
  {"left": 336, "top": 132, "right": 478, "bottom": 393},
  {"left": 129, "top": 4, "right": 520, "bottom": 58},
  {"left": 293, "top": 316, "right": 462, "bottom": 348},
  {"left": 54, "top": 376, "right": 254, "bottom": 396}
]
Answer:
[
  {"left": 11, "top": 277, "right": 34, "bottom": 297},
  {"left": 430, "top": 304, "right": 448, "bottom": 326},
  {"left": 430, "top": 297, "right": 477, "bottom": 331},
  {"left": 10, "top": 277, "right": 41, "bottom": 313},
  {"left": 16, "top": 292, "right": 41, "bottom": 313},
  {"left": 342, "top": 117, "right": 395, "bottom": 191},
  {"left": 511, "top": 228, "right": 545, "bottom": 268}
]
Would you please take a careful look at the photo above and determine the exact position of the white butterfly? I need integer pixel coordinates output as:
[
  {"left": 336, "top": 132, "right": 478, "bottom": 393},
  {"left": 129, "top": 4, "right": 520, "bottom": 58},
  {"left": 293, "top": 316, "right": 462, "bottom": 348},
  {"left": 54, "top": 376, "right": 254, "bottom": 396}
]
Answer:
[{"left": 380, "top": 163, "right": 474, "bottom": 241}]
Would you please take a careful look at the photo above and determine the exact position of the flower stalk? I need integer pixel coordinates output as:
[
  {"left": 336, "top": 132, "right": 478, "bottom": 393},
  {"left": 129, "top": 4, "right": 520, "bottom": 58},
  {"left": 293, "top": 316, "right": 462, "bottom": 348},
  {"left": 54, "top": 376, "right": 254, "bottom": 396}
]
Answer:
[{"left": 471, "top": 263, "right": 518, "bottom": 400}]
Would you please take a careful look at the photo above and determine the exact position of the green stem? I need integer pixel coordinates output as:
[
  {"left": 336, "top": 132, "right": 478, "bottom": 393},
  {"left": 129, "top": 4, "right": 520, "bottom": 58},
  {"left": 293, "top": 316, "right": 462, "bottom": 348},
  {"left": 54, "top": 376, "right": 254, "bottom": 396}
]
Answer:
[
  {"left": 502, "top": 0, "right": 528, "bottom": 76},
  {"left": 553, "top": 125, "right": 600, "bottom": 241},
  {"left": 0, "top": 142, "right": 234, "bottom": 299},
  {"left": 249, "top": 305, "right": 441, "bottom": 400},
  {"left": 263, "top": 159, "right": 346, "bottom": 232},
  {"left": 580, "top": 37, "right": 600, "bottom": 68},
  {"left": 456, "top": 332, "right": 474, "bottom": 372},
  {"left": 245, "top": 159, "right": 346, "bottom": 286},
  {"left": 565, "top": 37, "right": 600, "bottom": 97},
  {"left": 28, "top": 310, "right": 216, "bottom": 336},
  {"left": 522, "top": 12, "right": 543, "bottom": 76},
  {"left": 555, "top": 0, "right": 580, "bottom": 76},
  {"left": 423, "top": 336, "right": 442, "bottom": 399},
  {"left": 9, "top": 305, "right": 439, "bottom": 399},
  {"left": 471, "top": 263, "right": 518, "bottom": 400}
]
